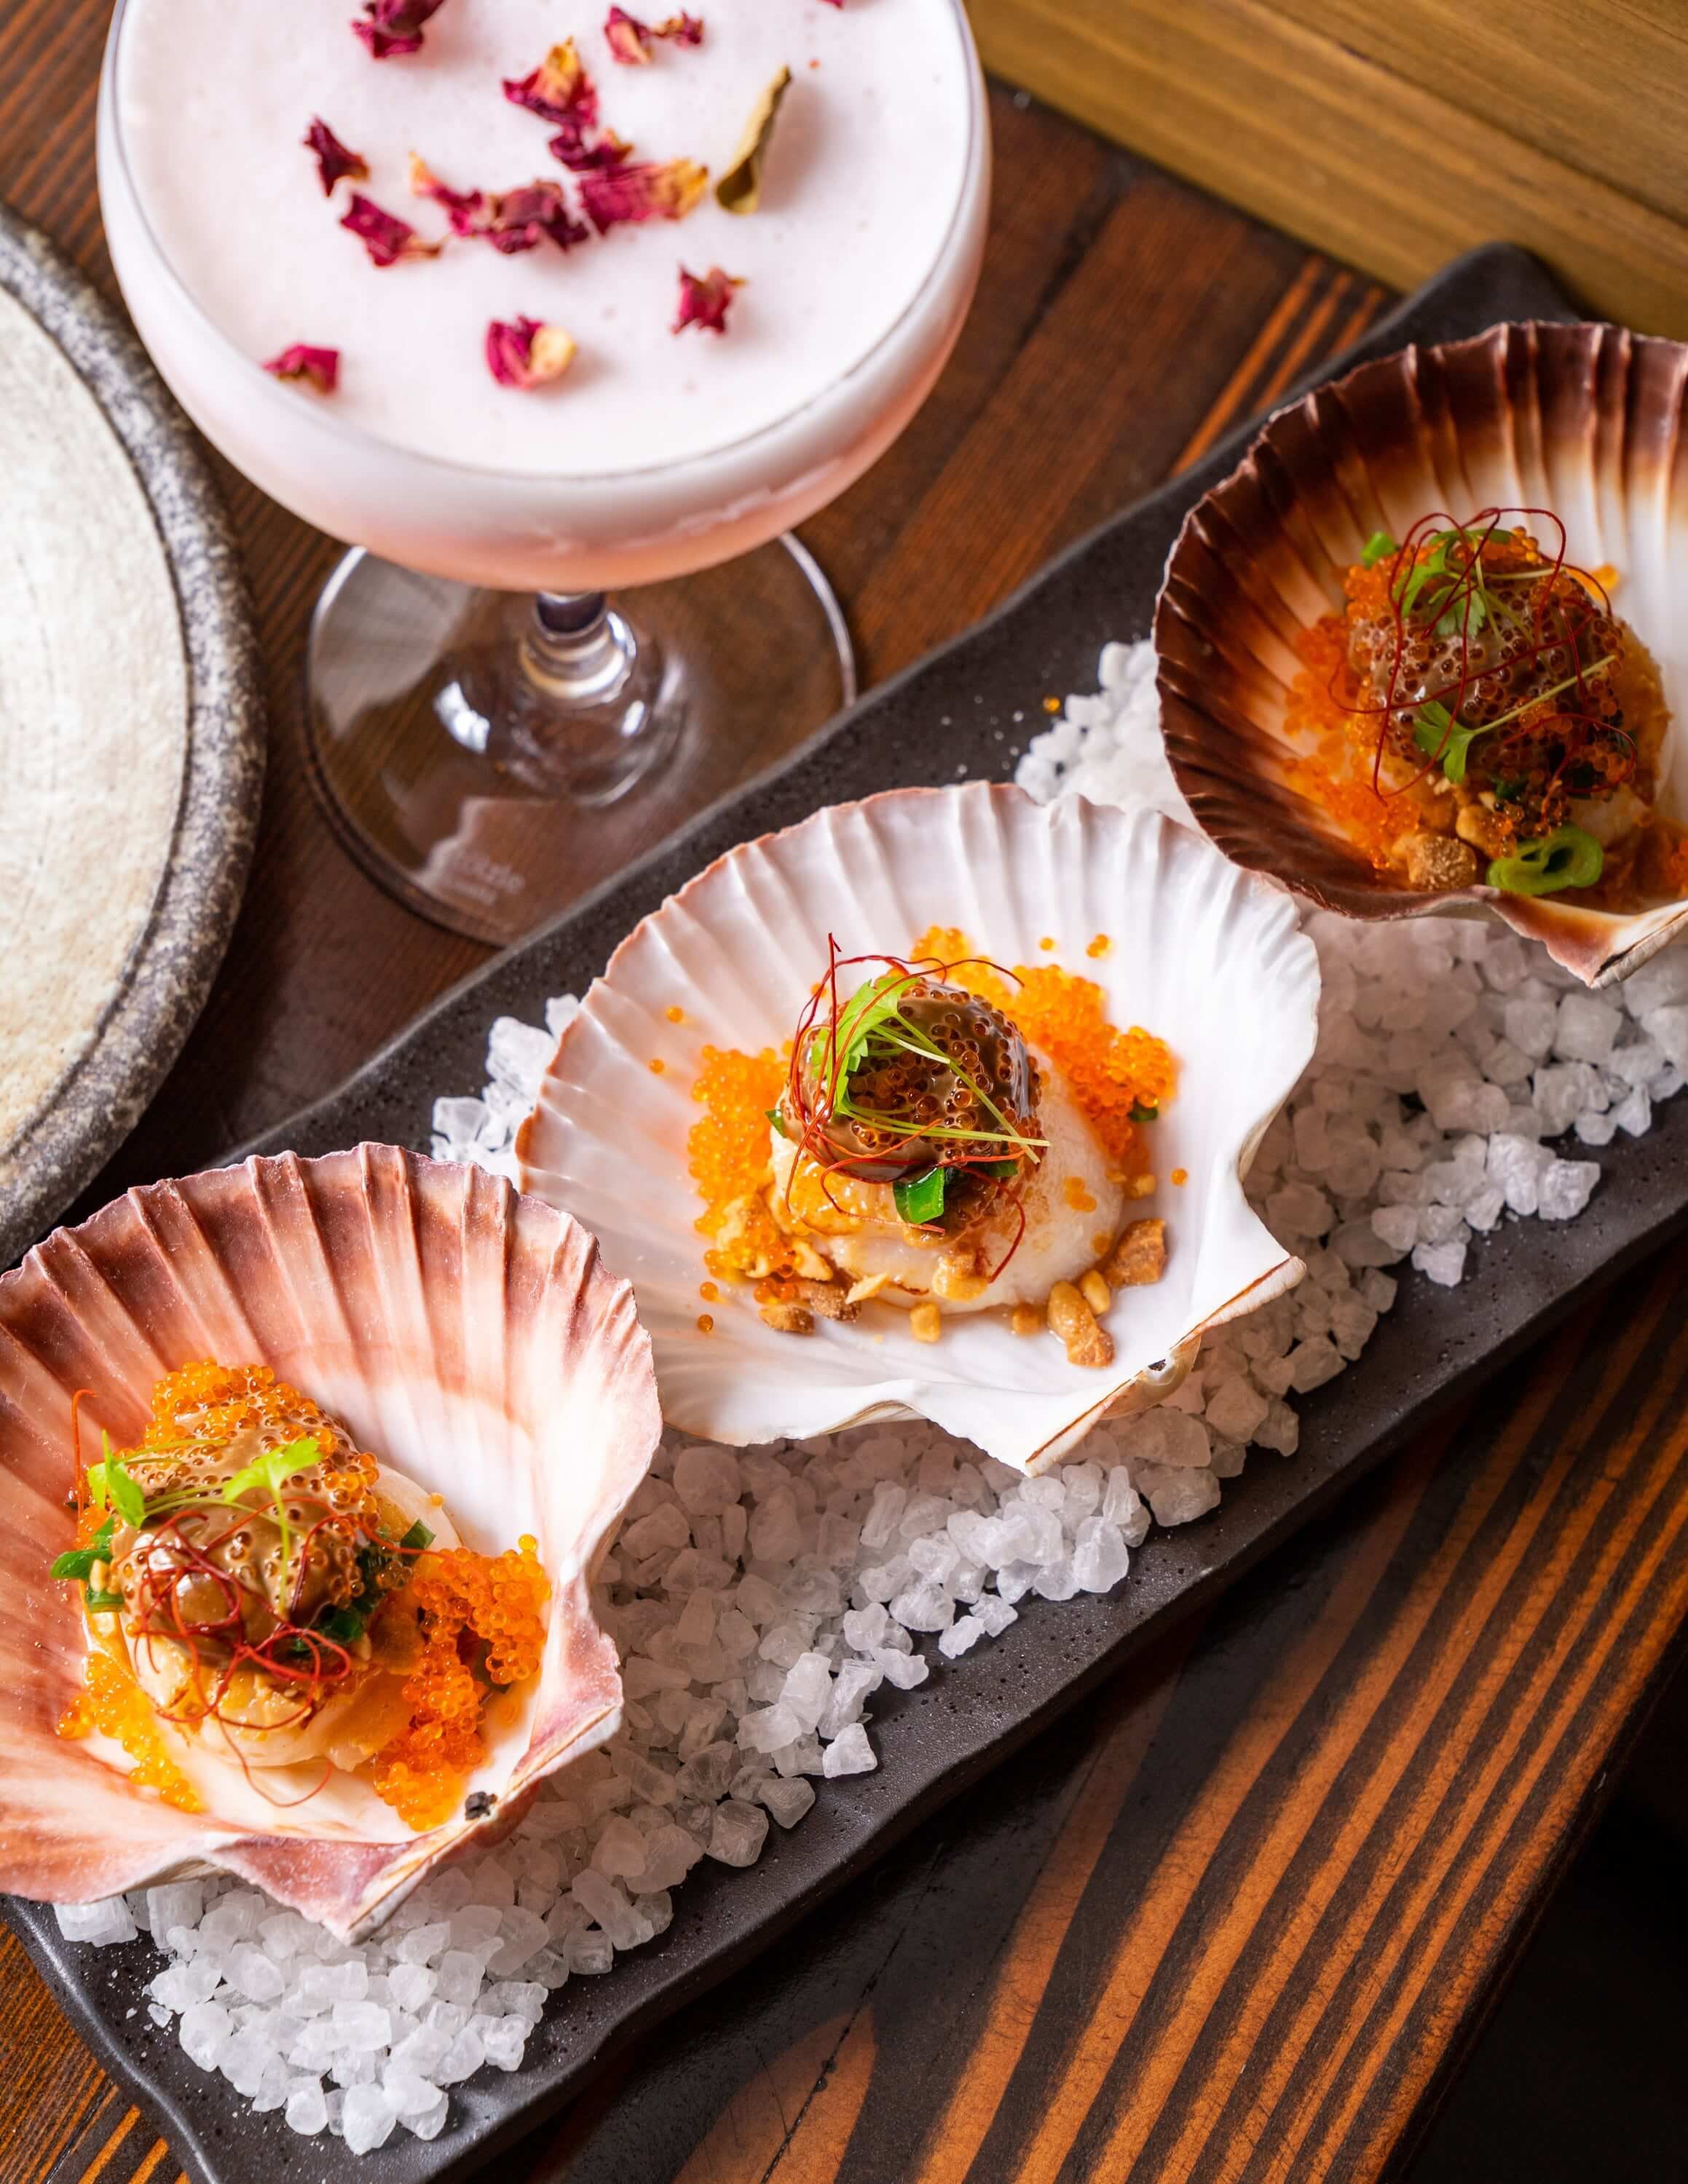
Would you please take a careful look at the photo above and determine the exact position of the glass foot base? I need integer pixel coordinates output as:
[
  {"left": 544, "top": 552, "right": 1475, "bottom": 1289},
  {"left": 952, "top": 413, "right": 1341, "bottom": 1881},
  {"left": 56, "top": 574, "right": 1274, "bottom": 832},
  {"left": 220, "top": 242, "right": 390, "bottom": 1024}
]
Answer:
[{"left": 303, "top": 537, "right": 856, "bottom": 948}]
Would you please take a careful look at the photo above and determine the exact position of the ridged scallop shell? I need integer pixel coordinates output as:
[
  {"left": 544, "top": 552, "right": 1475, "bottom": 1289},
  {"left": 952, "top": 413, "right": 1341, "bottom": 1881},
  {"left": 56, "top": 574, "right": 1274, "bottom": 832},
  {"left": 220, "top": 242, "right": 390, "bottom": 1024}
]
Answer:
[
  {"left": 516, "top": 783, "right": 1320, "bottom": 1473},
  {"left": 1156, "top": 320, "right": 1688, "bottom": 986},
  {"left": 0, "top": 1146, "right": 658, "bottom": 1939}
]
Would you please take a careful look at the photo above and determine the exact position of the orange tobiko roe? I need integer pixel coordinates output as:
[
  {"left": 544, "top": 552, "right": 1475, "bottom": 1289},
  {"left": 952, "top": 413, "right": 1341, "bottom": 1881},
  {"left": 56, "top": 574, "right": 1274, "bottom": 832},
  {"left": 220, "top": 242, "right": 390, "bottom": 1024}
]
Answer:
[
  {"left": 912, "top": 927, "right": 1173, "bottom": 1174},
  {"left": 1283, "top": 611, "right": 1403, "bottom": 871},
  {"left": 58, "top": 1649, "right": 201, "bottom": 1812},
  {"left": 371, "top": 1540, "right": 551, "bottom": 1832},
  {"left": 687, "top": 1044, "right": 802, "bottom": 1284}
]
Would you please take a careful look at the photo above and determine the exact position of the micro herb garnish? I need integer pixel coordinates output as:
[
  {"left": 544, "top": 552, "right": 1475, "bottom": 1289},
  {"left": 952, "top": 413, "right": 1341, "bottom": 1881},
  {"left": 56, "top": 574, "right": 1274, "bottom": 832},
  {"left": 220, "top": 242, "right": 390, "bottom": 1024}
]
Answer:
[
  {"left": 1411, "top": 698, "right": 1483, "bottom": 784},
  {"left": 87, "top": 1434, "right": 146, "bottom": 1528},
  {"left": 1392, "top": 524, "right": 1515, "bottom": 636},
  {"left": 50, "top": 1514, "right": 115, "bottom": 1583},
  {"left": 1487, "top": 824, "right": 1605, "bottom": 897},
  {"left": 893, "top": 1167, "right": 948, "bottom": 1226},
  {"left": 222, "top": 1436, "right": 320, "bottom": 1584},
  {"left": 1360, "top": 531, "right": 1398, "bottom": 568},
  {"left": 810, "top": 970, "right": 1046, "bottom": 1168},
  {"left": 313, "top": 1519, "right": 430, "bottom": 1647}
]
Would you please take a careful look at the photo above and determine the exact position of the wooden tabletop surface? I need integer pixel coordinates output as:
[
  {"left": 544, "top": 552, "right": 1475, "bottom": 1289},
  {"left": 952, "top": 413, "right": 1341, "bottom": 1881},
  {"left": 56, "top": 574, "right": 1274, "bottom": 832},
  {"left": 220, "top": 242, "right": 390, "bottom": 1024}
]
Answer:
[{"left": 6, "top": 7, "right": 1688, "bottom": 2183}]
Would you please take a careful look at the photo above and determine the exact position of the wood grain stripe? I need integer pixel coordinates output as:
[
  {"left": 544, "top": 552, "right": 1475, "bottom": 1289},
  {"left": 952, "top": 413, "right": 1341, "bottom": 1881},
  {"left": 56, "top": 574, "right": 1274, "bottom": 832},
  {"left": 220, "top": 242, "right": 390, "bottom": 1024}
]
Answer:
[
  {"left": 115, "top": 2145, "right": 170, "bottom": 2184},
  {"left": 1172, "top": 254, "right": 1324, "bottom": 471},
  {"left": 907, "top": 1650, "right": 1188, "bottom": 2184},
  {"left": 71, "top": 2112, "right": 138, "bottom": 2184},
  {"left": 673, "top": 2007, "right": 877, "bottom": 2184},
  {"left": 1119, "top": 1273, "right": 1684, "bottom": 2180},
  {"left": 1008, "top": 1417, "right": 1454, "bottom": 2184},
  {"left": 1286, "top": 1321, "right": 1688, "bottom": 2177},
  {"left": 1245, "top": 274, "right": 1352, "bottom": 411},
  {"left": 1018, "top": 1303, "right": 1607, "bottom": 2181}
]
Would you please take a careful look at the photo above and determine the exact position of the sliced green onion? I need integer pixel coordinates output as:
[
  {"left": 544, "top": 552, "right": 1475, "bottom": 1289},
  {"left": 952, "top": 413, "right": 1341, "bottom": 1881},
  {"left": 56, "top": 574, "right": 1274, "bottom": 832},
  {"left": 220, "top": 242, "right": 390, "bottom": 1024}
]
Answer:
[
  {"left": 399, "top": 1519, "right": 435, "bottom": 1554},
  {"left": 893, "top": 1167, "right": 949, "bottom": 1226},
  {"left": 1487, "top": 825, "right": 1604, "bottom": 898},
  {"left": 83, "top": 1588, "right": 125, "bottom": 1615},
  {"left": 1129, "top": 1101, "right": 1159, "bottom": 1123}
]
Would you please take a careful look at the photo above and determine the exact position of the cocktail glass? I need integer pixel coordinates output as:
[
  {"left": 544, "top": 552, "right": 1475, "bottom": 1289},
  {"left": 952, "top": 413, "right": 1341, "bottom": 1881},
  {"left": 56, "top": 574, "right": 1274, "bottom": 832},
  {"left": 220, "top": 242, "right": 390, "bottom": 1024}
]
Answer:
[{"left": 97, "top": 0, "right": 990, "bottom": 944}]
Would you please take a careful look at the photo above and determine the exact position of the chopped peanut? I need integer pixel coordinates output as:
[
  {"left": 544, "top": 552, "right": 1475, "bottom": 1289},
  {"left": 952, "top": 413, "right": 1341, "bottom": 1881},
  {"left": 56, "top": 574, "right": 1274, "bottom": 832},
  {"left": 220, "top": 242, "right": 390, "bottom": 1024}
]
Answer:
[
  {"left": 932, "top": 1253, "right": 990, "bottom": 1303},
  {"left": 1125, "top": 1172, "right": 1157, "bottom": 1200},
  {"left": 845, "top": 1272, "right": 893, "bottom": 1307},
  {"left": 909, "top": 1302, "right": 942, "bottom": 1344},
  {"left": 1046, "top": 1281, "right": 1113, "bottom": 1369},
  {"left": 789, "top": 1235, "right": 835, "bottom": 1283},
  {"left": 1103, "top": 1217, "right": 1167, "bottom": 1289},
  {"left": 754, "top": 1275, "right": 859, "bottom": 1334},
  {"left": 1011, "top": 1303, "right": 1044, "bottom": 1338},
  {"left": 1078, "top": 1269, "right": 1111, "bottom": 1316},
  {"left": 799, "top": 1279, "right": 860, "bottom": 1323}
]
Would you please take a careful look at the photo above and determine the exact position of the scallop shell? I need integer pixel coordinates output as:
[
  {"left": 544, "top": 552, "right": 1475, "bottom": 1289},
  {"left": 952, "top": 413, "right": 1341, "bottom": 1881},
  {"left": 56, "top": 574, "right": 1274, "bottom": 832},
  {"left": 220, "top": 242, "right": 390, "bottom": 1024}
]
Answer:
[
  {"left": 0, "top": 1146, "right": 659, "bottom": 1939},
  {"left": 1156, "top": 320, "right": 1688, "bottom": 986},
  {"left": 516, "top": 783, "right": 1320, "bottom": 1473}
]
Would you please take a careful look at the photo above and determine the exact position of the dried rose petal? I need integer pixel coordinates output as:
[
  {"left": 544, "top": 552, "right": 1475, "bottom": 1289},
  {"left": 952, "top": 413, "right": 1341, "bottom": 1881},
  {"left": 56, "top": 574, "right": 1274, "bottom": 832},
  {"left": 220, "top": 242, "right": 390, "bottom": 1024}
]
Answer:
[
  {"left": 263, "top": 344, "right": 340, "bottom": 395},
  {"left": 486, "top": 316, "right": 578, "bottom": 390},
  {"left": 604, "top": 8, "right": 649, "bottom": 64},
  {"left": 672, "top": 264, "right": 742, "bottom": 336},
  {"left": 341, "top": 193, "right": 442, "bottom": 266},
  {"left": 716, "top": 66, "right": 792, "bottom": 214},
  {"left": 408, "top": 153, "right": 486, "bottom": 236},
  {"left": 504, "top": 39, "right": 599, "bottom": 127},
  {"left": 579, "top": 157, "right": 708, "bottom": 234},
  {"left": 548, "top": 122, "right": 634, "bottom": 173},
  {"left": 604, "top": 9, "right": 702, "bottom": 63},
  {"left": 408, "top": 159, "right": 587, "bottom": 254},
  {"left": 303, "top": 119, "right": 369, "bottom": 195},
  {"left": 352, "top": 0, "right": 446, "bottom": 59},
  {"left": 484, "top": 182, "right": 590, "bottom": 255}
]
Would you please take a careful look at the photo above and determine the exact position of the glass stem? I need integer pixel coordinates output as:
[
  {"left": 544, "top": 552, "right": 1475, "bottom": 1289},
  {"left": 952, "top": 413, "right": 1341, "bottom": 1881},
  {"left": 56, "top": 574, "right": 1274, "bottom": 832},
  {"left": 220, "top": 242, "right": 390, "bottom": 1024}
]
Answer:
[{"left": 523, "top": 590, "right": 637, "bottom": 707}]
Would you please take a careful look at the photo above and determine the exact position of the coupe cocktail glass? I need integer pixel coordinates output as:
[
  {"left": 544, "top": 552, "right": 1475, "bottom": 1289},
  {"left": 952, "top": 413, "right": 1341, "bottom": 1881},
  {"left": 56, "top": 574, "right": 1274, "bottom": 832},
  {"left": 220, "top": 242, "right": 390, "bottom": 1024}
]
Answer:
[{"left": 98, "top": 0, "right": 990, "bottom": 943}]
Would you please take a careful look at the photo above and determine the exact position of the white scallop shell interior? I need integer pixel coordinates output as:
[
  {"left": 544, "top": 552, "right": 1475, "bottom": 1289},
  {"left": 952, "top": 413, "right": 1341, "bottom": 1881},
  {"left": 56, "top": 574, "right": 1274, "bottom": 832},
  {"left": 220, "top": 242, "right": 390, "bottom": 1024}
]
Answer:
[
  {"left": 518, "top": 784, "right": 1321, "bottom": 1472},
  {"left": 0, "top": 1147, "right": 660, "bottom": 1938}
]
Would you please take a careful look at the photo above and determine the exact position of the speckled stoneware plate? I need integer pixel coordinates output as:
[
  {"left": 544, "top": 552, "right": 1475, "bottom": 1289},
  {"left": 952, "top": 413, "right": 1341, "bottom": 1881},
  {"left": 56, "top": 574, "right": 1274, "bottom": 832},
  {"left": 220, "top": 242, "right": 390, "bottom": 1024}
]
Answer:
[
  {"left": 0, "top": 202, "right": 262, "bottom": 1270},
  {"left": 13, "top": 250, "right": 1658, "bottom": 2184}
]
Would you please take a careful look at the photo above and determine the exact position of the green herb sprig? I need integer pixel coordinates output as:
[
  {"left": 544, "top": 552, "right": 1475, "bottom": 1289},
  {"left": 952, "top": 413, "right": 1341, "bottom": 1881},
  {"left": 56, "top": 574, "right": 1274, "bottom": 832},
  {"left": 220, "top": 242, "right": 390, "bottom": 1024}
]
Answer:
[
  {"left": 86, "top": 1436, "right": 145, "bottom": 1527},
  {"left": 221, "top": 1436, "right": 321, "bottom": 1594}
]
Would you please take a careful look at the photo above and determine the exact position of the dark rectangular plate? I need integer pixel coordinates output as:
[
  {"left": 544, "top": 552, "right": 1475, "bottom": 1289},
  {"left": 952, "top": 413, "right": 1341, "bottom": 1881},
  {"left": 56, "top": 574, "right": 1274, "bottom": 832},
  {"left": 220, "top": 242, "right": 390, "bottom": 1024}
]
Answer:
[{"left": 15, "top": 244, "right": 1662, "bottom": 2184}]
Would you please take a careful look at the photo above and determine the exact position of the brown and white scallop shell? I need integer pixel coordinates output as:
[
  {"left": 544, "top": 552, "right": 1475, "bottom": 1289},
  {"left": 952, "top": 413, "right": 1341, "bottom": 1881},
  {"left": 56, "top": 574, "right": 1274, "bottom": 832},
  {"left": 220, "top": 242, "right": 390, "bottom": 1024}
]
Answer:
[
  {"left": 516, "top": 783, "right": 1320, "bottom": 1473},
  {"left": 0, "top": 1146, "right": 659, "bottom": 1939},
  {"left": 1156, "top": 320, "right": 1688, "bottom": 986}
]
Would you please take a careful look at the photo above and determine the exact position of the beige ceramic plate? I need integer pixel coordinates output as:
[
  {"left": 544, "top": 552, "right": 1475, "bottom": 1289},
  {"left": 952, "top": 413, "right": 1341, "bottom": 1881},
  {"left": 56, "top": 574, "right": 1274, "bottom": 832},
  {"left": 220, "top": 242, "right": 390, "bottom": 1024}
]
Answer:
[{"left": 0, "top": 203, "right": 261, "bottom": 1266}]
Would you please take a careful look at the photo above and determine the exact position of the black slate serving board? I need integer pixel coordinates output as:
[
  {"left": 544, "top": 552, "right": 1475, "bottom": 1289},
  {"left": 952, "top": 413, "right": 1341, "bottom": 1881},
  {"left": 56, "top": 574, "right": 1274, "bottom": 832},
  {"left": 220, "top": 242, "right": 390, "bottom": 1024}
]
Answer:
[{"left": 15, "top": 245, "right": 1663, "bottom": 2184}]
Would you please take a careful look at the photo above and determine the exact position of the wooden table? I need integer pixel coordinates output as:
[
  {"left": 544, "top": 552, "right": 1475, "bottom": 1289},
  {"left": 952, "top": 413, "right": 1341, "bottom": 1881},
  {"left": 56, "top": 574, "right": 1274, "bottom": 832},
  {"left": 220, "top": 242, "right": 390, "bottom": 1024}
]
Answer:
[{"left": 5, "top": 9, "right": 1688, "bottom": 2183}]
